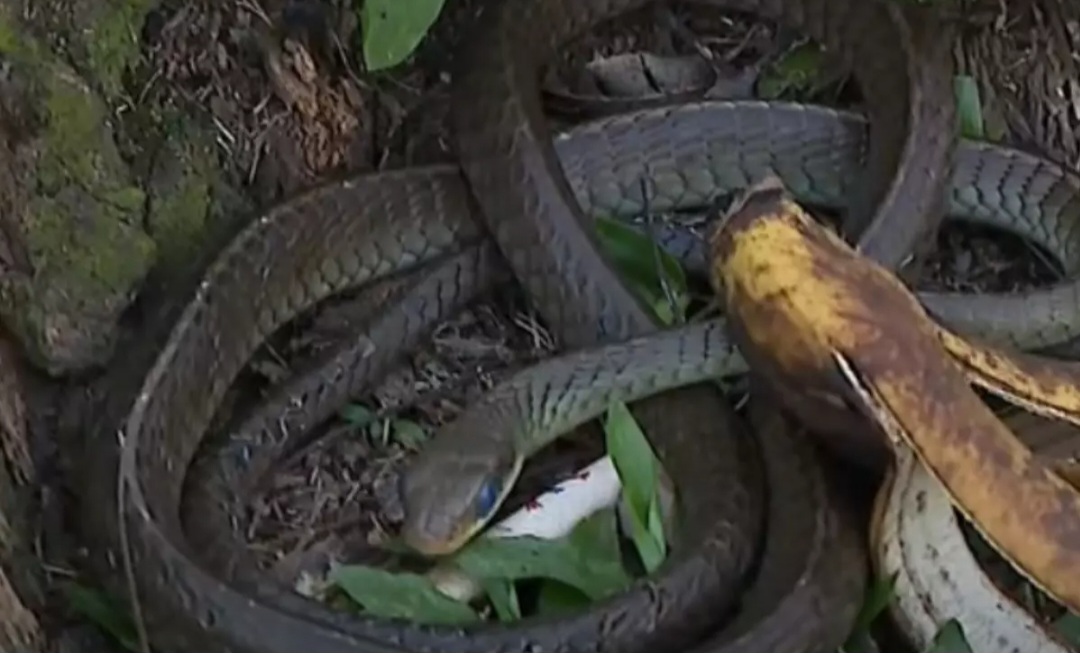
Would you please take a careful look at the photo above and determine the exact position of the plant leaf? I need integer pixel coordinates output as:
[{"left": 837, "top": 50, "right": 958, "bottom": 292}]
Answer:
[
  {"left": 925, "top": 620, "right": 972, "bottom": 653},
  {"left": 954, "top": 75, "right": 985, "bottom": 140},
  {"left": 330, "top": 565, "right": 480, "bottom": 625},
  {"left": 341, "top": 403, "right": 376, "bottom": 428},
  {"left": 61, "top": 582, "right": 139, "bottom": 651},
  {"left": 480, "top": 578, "right": 521, "bottom": 622},
  {"left": 643, "top": 493, "right": 667, "bottom": 571},
  {"left": 361, "top": 0, "right": 446, "bottom": 71},
  {"left": 757, "top": 42, "right": 826, "bottom": 100},
  {"left": 593, "top": 216, "right": 689, "bottom": 325},
  {"left": 391, "top": 418, "right": 429, "bottom": 450},
  {"left": 536, "top": 580, "right": 592, "bottom": 615},
  {"left": 453, "top": 510, "right": 631, "bottom": 600},
  {"left": 604, "top": 400, "right": 667, "bottom": 569},
  {"left": 1054, "top": 612, "right": 1080, "bottom": 644},
  {"left": 841, "top": 573, "right": 896, "bottom": 652}
]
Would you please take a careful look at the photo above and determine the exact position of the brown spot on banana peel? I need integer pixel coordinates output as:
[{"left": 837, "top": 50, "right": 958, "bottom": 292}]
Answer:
[
  {"left": 709, "top": 178, "right": 1080, "bottom": 613},
  {"left": 939, "top": 328, "right": 1080, "bottom": 430},
  {"left": 708, "top": 177, "right": 933, "bottom": 464},
  {"left": 1001, "top": 408, "right": 1080, "bottom": 490},
  {"left": 834, "top": 345, "right": 1080, "bottom": 614}
]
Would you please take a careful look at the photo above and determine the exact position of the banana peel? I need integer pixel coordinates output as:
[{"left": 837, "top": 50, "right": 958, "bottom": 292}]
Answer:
[
  {"left": 999, "top": 407, "right": 1080, "bottom": 487},
  {"left": 942, "top": 329, "right": 1080, "bottom": 430},
  {"left": 871, "top": 441, "right": 1077, "bottom": 653},
  {"left": 708, "top": 175, "right": 1080, "bottom": 615}
]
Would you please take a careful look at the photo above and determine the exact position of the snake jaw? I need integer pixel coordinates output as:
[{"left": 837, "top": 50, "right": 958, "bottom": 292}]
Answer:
[
  {"left": 400, "top": 524, "right": 479, "bottom": 558},
  {"left": 400, "top": 453, "right": 524, "bottom": 557}
]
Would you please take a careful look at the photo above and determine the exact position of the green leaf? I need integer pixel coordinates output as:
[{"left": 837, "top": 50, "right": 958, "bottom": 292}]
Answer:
[
  {"left": 61, "top": 582, "right": 139, "bottom": 651},
  {"left": 925, "top": 620, "right": 972, "bottom": 653},
  {"left": 330, "top": 565, "right": 480, "bottom": 625},
  {"left": 593, "top": 216, "right": 689, "bottom": 325},
  {"left": 1054, "top": 612, "right": 1080, "bottom": 644},
  {"left": 341, "top": 403, "right": 376, "bottom": 428},
  {"left": 644, "top": 494, "right": 667, "bottom": 568},
  {"left": 604, "top": 402, "right": 658, "bottom": 519},
  {"left": 536, "top": 580, "right": 593, "bottom": 615},
  {"left": 604, "top": 400, "right": 667, "bottom": 570},
  {"left": 480, "top": 578, "right": 522, "bottom": 622},
  {"left": 757, "top": 42, "right": 826, "bottom": 100},
  {"left": 954, "top": 75, "right": 985, "bottom": 140},
  {"left": 625, "top": 504, "right": 665, "bottom": 573},
  {"left": 453, "top": 510, "right": 631, "bottom": 600},
  {"left": 361, "top": 0, "right": 446, "bottom": 71},
  {"left": 842, "top": 573, "right": 896, "bottom": 652},
  {"left": 391, "top": 418, "right": 429, "bottom": 450}
]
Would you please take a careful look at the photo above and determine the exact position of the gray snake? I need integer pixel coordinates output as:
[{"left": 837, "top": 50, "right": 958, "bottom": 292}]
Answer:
[{"left": 70, "top": 0, "right": 1080, "bottom": 651}]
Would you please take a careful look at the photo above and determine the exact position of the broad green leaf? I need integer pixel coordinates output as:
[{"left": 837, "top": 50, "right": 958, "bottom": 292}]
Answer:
[
  {"left": 330, "top": 566, "right": 480, "bottom": 625},
  {"left": 593, "top": 216, "right": 689, "bottom": 325},
  {"left": 481, "top": 578, "right": 521, "bottom": 622},
  {"left": 925, "top": 620, "right": 972, "bottom": 653},
  {"left": 61, "top": 582, "right": 139, "bottom": 651},
  {"left": 391, "top": 418, "right": 429, "bottom": 450},
  {"left": 341, "top": 403, "right": 376, "bottom": 428},
  {"left": 536, "top": 580, "right": 593, "bottom": 615},
  {"left": 1054, "top": 612, "right": 1080, "bottom": 644},
  {"left": 842, "top": 573, "right": 896, "bottom": 651},
  {"left": 604, "top": 402, "right": 658, "bottom": 518},
  {"left": 361, "top": 0, "right": 446, "bottom": 71},
  {"left": 605, "top": 400, "right": 667, "bottom": 569},
  {"left": 453, "top": 510, "right": 631, "bottom": 600},
  {"left": 954, "top": 75, "right": 985, "bottom": 140}
]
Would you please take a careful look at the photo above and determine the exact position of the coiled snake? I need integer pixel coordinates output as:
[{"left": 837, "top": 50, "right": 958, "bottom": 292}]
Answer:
[{"left": 71, "top": 0, "right": 1080, "bottom": 650}]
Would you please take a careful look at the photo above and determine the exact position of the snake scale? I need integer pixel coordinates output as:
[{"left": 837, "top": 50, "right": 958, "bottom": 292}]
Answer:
[{"left": 70, "top": 0, "right": 1080, "bottom": 651}]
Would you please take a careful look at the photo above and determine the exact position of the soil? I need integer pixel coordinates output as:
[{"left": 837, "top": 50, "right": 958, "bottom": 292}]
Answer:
[{"left": 2, "top": 0, "right": 1076, "bottom": 650}]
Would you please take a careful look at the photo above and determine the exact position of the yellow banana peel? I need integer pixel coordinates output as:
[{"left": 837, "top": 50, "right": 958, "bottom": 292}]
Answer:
[
  {"left": 708, "top": 175, "right": 1080, "bottom": 614},
  {"left": 940, "top": 329, "right": 1080, "bottom": 427},
  {"left": 998, "top": 407, "right": 1080, "bottom": 488}
]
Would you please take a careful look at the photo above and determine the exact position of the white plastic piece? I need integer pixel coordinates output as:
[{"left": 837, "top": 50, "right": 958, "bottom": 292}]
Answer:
[
  {"left": 428, "top": 456, "right": 623, "bottom": 602},
  {"left": 486, "top": 456, "right": 623, "bottom": 540},
  {"left": 872, "top": 448, "right": 1076, "bottom": 653}
]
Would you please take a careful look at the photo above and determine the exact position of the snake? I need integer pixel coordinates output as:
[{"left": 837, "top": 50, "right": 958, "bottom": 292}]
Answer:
[
  {"left": 73, "top": 96, "right": 1080, "bottom": 652},
  {"left": 69, "top": 0, "right": 1080, "bottom": 651},
  {"left": 873, "top": 410, "right": 1080, "bottom": 653}
]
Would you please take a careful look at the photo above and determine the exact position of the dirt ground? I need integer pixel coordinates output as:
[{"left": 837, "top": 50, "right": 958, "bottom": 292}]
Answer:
[{"left": 0, "top": 0, "right": 1076, "bottom": 649}]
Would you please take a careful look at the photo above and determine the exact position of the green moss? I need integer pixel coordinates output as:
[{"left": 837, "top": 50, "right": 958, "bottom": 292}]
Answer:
[
  {"left": 39, "top": 75, "right": 109, "bottom": 190},
  {"left": 24, "top": 189, "right": 153, "bottom": 302},
  {"left": 146, "top": 152, "right": 213, "bottom": 271},
  {"left": 84, "top": 0, "right": 154, "bottom": 99},
  {"left": 0, "top": 5, "right": 44, "bottom": 63},
  {"left": 30, "top": 66, "right": 153, "bottom": 289},
  {"left": 140, "top": 108, "right": 246, "bottom": 286},
  {"left": 0, "top": 15, "right": 20, "bottom": 55},
  {"left": 1, "top": 60, "right": 157, "bottom": 373}
]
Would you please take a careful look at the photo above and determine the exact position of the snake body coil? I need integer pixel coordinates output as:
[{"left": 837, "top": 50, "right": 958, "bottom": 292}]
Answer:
[{"left": 70, "top": 0, "right": 1080, "bottom": 650}]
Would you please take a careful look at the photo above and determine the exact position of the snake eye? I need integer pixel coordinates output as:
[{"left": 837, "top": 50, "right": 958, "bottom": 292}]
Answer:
[{"left": 474, "top": 477, "right": 502, "bottom": 519}]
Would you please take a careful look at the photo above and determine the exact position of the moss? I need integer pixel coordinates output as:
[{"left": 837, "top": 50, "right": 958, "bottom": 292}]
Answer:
[
  {"left": 0, "top": 4, "right": 46, "bottom": 66},
  {"left": 0, "top": 56, "right": 156, "bottom": 374},
  {"left": 140, "top": 110, "right": 253, "bottom": 290},
  {"left": 23, "top": 190, "right": 152, "bottom": 311},
  {"left": 0, "top": 15, "right": 19, "bottom": 55},
  {"left": 83, "top": 0, "right": 155, "bottom": 99},
  {"left": 144, "top": 127, "right": 216, "bottom": 274},
  {"left": 29, "top": 66, "right": 154, "bottom": 293}
]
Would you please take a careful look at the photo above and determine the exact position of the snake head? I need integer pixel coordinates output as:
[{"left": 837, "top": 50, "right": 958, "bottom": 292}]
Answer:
[{"left": 399, "top": 426, "right": 522, "bottom": 557}]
